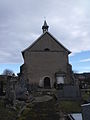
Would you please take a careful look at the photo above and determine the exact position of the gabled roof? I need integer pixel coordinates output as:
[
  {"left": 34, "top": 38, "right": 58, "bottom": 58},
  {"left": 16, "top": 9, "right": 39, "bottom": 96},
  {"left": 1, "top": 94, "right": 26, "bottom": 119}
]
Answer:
[{"left": 22, "top": 31, "right": 71, "bottom": 54}]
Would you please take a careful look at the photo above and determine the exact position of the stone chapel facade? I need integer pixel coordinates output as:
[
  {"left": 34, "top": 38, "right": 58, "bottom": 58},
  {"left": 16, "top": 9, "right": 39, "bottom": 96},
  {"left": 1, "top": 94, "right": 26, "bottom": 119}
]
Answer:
[{"left": 20, "top": 21, "right": 72, "bottom": 88}]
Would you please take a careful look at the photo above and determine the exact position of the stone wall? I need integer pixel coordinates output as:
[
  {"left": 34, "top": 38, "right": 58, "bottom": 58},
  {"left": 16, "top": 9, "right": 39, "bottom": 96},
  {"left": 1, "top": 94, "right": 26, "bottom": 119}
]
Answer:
[
  {"left": 56, "top": 85, "right": 81, "bottom": 100},
  {"left": 25, "top": 51, "right": 68, "bottom": 87},
  {"left": 21, "top": 32, "right": 72, "bottom": 87}
]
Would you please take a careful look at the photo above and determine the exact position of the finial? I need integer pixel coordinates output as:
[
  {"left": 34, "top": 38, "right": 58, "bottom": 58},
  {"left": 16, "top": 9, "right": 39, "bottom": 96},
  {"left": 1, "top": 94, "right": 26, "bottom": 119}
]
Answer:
[
  {"left": 44, "top": 16, "right": 46, "bottom": 20},
  {"left": 42, "top": 20, "right": 49, "bottom": 33}
]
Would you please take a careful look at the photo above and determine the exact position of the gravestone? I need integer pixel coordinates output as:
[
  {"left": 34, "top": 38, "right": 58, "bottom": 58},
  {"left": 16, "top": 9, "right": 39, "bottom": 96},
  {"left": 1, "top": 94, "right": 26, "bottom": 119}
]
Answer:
[
  {"left": 0, "top": 81, "right": 3, "bottom": 95},
  {"left": 63, "top": 85, "right": 80, "bottom": 98},
  {"left": 5, "top": 76, "right": 16, "bottom": 106},
  {"left": 81, "top": 103, "right": 90, "bottom": 120},
  {"left": 15, "top": 78, "right": 29, "bottom": 101},
  {"left": 56, "top": 85, "right": 81, "bottom": 100}
]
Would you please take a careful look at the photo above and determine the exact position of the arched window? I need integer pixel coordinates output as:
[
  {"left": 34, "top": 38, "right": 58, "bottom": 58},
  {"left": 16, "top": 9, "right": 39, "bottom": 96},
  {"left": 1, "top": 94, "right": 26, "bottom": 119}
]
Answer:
[{"left": 44, "top": 48, "right": 50, "bottom": 51}]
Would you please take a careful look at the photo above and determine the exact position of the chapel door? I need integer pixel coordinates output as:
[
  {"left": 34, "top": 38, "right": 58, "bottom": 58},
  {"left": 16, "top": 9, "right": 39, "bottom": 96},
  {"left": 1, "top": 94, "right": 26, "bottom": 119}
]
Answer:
[{"left": 44, "top": 77, "right": 51, "bottom": 88}]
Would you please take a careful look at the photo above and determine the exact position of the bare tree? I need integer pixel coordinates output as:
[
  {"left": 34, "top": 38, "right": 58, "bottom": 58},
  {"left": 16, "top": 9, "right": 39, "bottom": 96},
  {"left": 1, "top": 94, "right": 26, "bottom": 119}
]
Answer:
[{"left": 2, "top": 69, "right": 15, "bottom": 76}]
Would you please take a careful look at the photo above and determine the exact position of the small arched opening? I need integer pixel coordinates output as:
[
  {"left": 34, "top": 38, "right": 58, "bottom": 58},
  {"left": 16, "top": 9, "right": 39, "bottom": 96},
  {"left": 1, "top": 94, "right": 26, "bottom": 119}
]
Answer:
[
  {"left": 44, "top": 48, "right": 50, "bottom": 51},
  {"left": 44, "top": 77, "right": 51, "bottom": 88}
]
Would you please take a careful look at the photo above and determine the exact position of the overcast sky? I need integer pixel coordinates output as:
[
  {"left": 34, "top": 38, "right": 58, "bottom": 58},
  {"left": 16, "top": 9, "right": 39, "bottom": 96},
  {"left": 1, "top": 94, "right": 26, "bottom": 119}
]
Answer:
[{"left": 0, "top": 0, "right": 90, "bottom": 74}]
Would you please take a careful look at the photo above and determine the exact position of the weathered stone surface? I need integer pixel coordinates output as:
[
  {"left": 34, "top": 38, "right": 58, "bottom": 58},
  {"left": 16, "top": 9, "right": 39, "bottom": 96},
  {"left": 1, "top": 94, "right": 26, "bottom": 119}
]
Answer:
[
  {"left": 20, "top": 30, "right": 72, "bottom": 88},
  {"left": 15, "top": 84, "right": 28, "bottom": 100},
  {"left": 33, "top": 95, "right": 53, "bottom": 102},
  {"left": 81, "top": 103, "right": 90, "bottom": 120},
  {"left": 56, "top": 85, "right": 81, "bottom": 100},
  {"left": 5, "top": 76, "right": 16, "bottom": 105}
]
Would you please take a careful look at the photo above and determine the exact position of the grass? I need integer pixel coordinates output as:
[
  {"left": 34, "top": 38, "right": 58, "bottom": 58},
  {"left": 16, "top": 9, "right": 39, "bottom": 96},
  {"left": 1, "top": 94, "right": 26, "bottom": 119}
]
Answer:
[
  {"left": 1, "top": 91, "right": 88, "bottom": 120},
  {"left": 18, "top": 99, "right": 60, "bottom": 120},
  {"left": 0, "top": 99, "right": 82, "bottom": 120},
  {"left": 0, "top": 99, "right": 19, "bottom": 120},
  {"left": 18, "top": 99, "right": 82, "bottom": 120},
  {"left": 58, "top": 100, "right": 81, "bottom": 113},
  {"left": 81, "top": 91, "right": 90, "bottom": 101},
  {"left": 58, "top": 91, "right": 90, "bottom": 113}
]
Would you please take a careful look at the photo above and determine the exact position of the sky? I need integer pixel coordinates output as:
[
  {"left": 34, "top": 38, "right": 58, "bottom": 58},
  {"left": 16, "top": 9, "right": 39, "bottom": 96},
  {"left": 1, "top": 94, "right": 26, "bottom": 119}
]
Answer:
[{"left": 0, "top": 0, "right": 90, "bottom": 75}]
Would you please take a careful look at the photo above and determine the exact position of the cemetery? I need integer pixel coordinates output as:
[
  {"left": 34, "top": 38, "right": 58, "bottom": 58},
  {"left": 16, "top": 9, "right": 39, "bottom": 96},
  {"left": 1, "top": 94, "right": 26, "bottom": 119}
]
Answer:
[{"left": 0, "top": 21, "right": 90, "bottom": 120}]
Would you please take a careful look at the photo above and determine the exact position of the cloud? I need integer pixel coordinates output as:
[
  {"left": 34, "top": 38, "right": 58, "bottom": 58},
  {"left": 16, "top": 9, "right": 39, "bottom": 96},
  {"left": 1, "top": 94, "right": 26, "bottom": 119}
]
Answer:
[
  {"left": 0, "top": 0, "right": 90, "bottom": 63},
  {"left": 80, "top": 58, "right": 90, "bottom": 62},
  {"left": 78, "top": 66, "right": 90, "bottom": 73}
]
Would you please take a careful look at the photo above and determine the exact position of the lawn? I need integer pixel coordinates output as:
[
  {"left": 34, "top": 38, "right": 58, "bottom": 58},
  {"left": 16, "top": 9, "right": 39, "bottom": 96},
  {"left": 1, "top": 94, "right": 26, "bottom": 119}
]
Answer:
[
  {"left": 0, "top": 99, "right": 18, "bottom": 120},
  {"left": 58, "top": 100, "right": 81, "bottom": 113},
  {"left": 81, "top": 91, "right": 90, "bottom": 101}
]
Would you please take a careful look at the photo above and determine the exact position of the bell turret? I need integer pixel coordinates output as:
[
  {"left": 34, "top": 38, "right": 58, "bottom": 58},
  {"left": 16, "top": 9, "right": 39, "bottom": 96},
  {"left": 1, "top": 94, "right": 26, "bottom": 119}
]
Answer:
[{"left": 42, "top": 20, "right": 49, "bottom": 33}]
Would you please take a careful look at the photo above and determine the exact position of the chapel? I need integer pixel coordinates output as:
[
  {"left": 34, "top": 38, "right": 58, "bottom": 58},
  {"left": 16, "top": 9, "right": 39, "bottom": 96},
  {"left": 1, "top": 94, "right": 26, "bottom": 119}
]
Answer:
[{"left": 20, "top": 21, "right": 72, "bottom": 88}]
